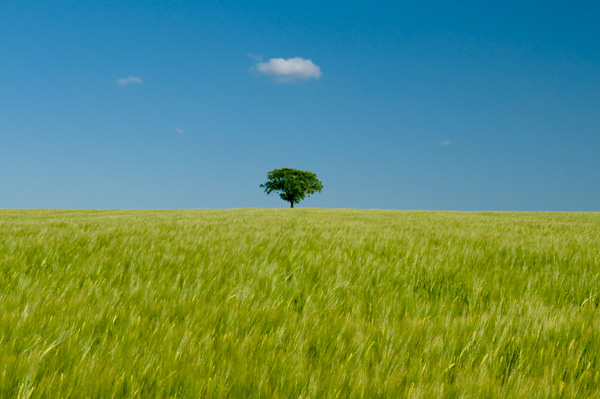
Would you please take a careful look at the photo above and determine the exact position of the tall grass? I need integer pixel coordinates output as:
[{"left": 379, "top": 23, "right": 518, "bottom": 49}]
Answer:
[{"left": 0, "top": 209, "right": 599, "bottom": 398}]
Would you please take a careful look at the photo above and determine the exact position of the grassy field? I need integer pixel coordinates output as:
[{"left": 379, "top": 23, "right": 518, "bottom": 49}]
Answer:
[{"left": 1, "top": 209, "right": 599, "bottom": 398}]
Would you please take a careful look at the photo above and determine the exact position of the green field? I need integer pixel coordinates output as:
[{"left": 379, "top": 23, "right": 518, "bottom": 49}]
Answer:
[{"left": 1, "top": 209, "right": 599, "bottom": 398}]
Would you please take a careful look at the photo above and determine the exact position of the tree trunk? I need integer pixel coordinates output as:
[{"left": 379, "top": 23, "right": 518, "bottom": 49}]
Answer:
[{"left": 290, "top": 202, "right": 294, "bottom": 208}]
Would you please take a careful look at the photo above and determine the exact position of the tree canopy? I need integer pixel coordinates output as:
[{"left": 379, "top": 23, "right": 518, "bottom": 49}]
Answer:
[{"left": 260, "top": 168, "right": 323, "bottom": 208}]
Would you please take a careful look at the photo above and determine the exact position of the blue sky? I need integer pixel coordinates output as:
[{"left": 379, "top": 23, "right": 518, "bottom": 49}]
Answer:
[{"left": 1, "top": 0, "right": 599, "bottom": 210}]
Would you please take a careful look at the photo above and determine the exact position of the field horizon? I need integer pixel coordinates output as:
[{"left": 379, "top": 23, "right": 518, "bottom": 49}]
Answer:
[
  {"left": 3, "top": 208, "right": 598, "bottom": 213},
  {"left": 1, "top": 209, "right": 599, "bottom": 398}
]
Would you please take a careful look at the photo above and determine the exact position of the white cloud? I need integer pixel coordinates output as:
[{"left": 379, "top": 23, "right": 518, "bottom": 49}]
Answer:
[
  {"left": 117, "top": 76, "right": 142, "bottom": 85},
  {"left": 440, "top": 140, "right": 451, "bottom": 146},
  {"left": 256, "top": 57, "right": 322, "bottom": 82}
]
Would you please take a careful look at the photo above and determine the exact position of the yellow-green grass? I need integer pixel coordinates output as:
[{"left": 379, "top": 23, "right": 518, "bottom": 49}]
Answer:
[{"left": 1, "top": 209, "right": 599, "bottom": 398}]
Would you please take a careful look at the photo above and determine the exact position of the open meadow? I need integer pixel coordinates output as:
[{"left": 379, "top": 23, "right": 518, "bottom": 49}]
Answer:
[{"left": 1, "top": 209, "right": 599, "bottom": 398}]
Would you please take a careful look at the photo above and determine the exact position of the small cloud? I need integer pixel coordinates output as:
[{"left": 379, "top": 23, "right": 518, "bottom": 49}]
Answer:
[
  {"left": 117, "top": 76, "right": 142, "bottom": 85},
  {"left": 440, "top": 140, "right": 451, "bottom": 147},
  {"left": 256, "top": 57, "right": 322, "bottom": 82},
  {"left": 247, "top": 53, "right": 263, "bottom": 61},
  {"left": 176, "top": 127, "right": 183, "bottom": 134}
]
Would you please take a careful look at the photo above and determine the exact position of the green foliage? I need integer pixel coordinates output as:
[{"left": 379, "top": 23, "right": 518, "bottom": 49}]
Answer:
[
  {"left": 260, "top": 168, "right": 323, "bottom": 207},
  {"left": 1, "top": 209, "right": 600, "bottom": 398}
]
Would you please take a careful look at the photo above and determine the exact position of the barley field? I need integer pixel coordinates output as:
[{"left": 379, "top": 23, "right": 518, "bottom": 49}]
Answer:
[{"left": 1, "top": 209, "right": 599, "bottom": 398}]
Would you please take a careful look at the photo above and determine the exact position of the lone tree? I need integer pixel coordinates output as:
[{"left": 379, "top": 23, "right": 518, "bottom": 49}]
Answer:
[{"left": 260, "top": 168, "right": 323, "bottom": 208}]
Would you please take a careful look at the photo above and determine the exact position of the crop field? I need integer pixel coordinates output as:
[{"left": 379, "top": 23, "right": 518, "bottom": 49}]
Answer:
[{"left": 1, "top": 209, "right": 599, "bottom": 398}]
